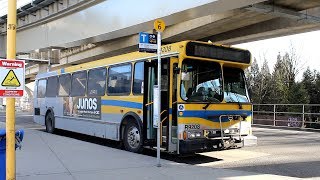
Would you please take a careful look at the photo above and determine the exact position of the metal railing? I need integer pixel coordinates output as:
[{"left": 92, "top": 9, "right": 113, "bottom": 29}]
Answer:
[{"left": 252, "top": 104, "right": 320, "bottom": 129}]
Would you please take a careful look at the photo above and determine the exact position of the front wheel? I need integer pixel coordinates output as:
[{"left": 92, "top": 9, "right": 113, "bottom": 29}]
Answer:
[
  {"left": 123, "top": 121, "right": 143, "bottom": 153},
  {"left": 45, "top": 112, "right": 55, "bottom": 133}
]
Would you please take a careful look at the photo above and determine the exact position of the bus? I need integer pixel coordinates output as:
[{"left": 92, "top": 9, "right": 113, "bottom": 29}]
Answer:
[{"left": 34, "top": 40, "right": 254, "bottom": 154}]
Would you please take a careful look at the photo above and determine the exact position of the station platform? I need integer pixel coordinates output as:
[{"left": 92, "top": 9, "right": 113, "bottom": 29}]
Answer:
[{"left": 0, "top": 122, "right": 300, "bottom": 180}]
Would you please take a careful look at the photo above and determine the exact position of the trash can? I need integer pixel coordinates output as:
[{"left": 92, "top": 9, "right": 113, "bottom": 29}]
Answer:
[{"left": 0, "top": 129, "right": 24, "bottom": 180}]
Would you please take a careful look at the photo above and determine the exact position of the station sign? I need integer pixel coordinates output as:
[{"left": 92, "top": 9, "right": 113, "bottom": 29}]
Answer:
[
  {"left": 0, "top": 59, "right": 25, "bottom": 97},
  {"left": 138, "top": 32, "right": 157, "bottom": 53},
  {"left": 154, "top": 19, "right": 166, "bottom": 32},
  {"left": 153, "top": 85, "right": 160, "bottom": 128}
]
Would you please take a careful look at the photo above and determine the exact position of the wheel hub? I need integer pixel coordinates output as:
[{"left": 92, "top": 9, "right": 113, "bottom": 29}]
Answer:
[{"left": 127, "top": 126, "right": 140, "bottom": 149}]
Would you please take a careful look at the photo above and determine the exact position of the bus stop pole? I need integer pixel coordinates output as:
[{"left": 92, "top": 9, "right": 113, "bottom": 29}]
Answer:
[
  {"left": 6, "top": 0, "right": 17, "bottom": 179},
  {"left": 156, "top": 31, "right": 161, "bottom": 167}
]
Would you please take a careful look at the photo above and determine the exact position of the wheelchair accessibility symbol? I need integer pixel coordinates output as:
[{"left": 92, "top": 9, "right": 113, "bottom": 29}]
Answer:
[{"left": 178, "top": 104, "right": 185, "bottom": 111}]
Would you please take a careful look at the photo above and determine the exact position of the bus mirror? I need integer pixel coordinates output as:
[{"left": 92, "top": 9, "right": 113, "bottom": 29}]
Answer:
[
  {"left": 174, "top": 67, "right": 181, "bottom": 74},
  {"left": 182, "top": 72, "right": 190, "bottom": 81},
  {"left": 186, "top": 66, "right": 194, "bottom": 72}
]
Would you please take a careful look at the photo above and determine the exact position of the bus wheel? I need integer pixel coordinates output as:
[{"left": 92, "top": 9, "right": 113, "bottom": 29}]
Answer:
[
  {"left": 45, "top": 112, "right": 55, "bottom": 133},
  {"left": 123, "top": 121, "right": 143, "bottom": 153}
]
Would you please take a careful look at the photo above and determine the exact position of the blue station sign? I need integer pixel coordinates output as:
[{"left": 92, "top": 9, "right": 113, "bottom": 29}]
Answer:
[{"left": 138, "top": 32, "right": 157, "bottom": 53}]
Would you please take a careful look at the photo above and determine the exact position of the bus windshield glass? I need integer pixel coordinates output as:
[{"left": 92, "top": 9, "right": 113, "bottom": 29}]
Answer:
[
  {"left": 181, "top": 59, "right": 222, "bottom": 102},
  {"left": 223, "top": 67, "right": 249, "bottom": 103}
]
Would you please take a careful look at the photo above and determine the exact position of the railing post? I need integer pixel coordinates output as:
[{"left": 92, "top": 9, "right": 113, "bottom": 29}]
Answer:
[
  {"left": 251, "top": 104, "right": 254, "bottom": 125},
  {"left": 302, "top": 105, "right": 305, "bottom": 128},
  {"left": 273, "top": 104, "right": 276, "bottom": 126}
]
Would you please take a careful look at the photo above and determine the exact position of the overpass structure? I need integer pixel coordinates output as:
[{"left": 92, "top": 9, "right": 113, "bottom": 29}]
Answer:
[{"left": 0, "top": 0, "right": 320, "bottom": 82}]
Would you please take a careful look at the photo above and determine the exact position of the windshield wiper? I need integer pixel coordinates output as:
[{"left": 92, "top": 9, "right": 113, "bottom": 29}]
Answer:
[{"left": 203, "top": 101, "right": 213, "bottom": 110}]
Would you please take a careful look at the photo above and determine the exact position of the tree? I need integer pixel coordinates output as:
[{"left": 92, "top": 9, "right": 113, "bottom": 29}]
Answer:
[
  {"left": 245, "top": 58, "right": 260, "bottom": 102},
  {"left": 250, "top": 57, "right": 273, "bottom": 104}
]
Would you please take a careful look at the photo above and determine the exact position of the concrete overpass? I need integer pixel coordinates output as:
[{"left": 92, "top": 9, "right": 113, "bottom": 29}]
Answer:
[{"left": 0, "top": 0, "right": 320, "bottom": 81}]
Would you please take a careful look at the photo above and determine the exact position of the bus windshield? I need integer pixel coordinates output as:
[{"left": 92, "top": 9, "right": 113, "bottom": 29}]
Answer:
[
  {"left": 223, "top": 67, "right": 250, "bottom": 103},
  {"left": 181, "top": 59, "right": 223, "bottom": 102}
]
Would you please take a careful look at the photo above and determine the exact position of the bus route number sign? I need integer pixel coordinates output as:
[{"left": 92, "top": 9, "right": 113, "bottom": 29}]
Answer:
[
  {"left": 0, "top": 59, "right": 25, "bottom": 97},
  {"left": 154, "top": 19, "right": 165, "bottom": 32}
]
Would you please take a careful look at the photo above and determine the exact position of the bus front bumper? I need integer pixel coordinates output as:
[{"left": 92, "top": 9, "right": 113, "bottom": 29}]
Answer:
[{"left": 179, "top": 139, "right": 223, "bottom": 154}]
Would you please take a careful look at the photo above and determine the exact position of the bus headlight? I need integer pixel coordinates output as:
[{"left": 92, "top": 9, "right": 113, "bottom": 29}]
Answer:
[
  {"left": 188, "top": 131, "right": 202, "bottom": 139},
  {"left": 195, "top": 132, "right": 201, "bottom": 137}
]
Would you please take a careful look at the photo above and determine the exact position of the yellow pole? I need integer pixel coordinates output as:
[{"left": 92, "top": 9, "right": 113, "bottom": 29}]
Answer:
[{"left": 6, "top": 0, "right": 17, "bottom": 180}]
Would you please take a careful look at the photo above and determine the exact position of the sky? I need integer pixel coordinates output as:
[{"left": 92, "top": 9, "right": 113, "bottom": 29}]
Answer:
[
  {"left": 0, "top": 0, "right": 31, "bottom": 16},
  {"left": 1, "top": 0, "right": 319, "bottom": 78},
  {"left": 234, "top": 30, "right": 320, "bottom": 80}
]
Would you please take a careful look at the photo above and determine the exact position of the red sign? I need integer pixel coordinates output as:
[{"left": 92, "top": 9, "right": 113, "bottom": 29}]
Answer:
[
  {"left": 0, "top": 59, "right": 25, "bottom": 97},
  {"left": 0, "top": 60, "right": 24, "bottom": 68},
  {"left": 0, "top": 90, "right": 24, "bottom": 97}
]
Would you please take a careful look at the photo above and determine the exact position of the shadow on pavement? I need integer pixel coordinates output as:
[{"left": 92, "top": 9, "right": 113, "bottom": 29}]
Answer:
[{"left": 42, "top": 129, "right": 223, "bottom": 165}]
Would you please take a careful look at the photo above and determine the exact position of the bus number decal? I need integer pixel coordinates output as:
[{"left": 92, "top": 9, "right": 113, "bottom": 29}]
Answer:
[
  {"left": 161, "top": 46, "right": 171, "bottom": 53},
  {"left": 185, "top": 124, "right": 200, "bottom": 130}
]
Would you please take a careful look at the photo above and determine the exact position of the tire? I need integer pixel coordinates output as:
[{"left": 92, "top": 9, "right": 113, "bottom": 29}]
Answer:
[
  {"left": 123, "top": 121, "right": 143, "bottom": 153},
  {"left": 45, "top": 112, "right": 55, "bottom": 133}
]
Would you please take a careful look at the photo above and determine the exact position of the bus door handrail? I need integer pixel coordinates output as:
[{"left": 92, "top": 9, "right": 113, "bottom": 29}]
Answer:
[{"left": 145, "top": 102, "right": 154, "bottom": 106}]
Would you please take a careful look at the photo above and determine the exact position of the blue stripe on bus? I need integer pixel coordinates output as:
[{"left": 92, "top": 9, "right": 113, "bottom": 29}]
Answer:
[
  {"left": 179, "top": 110, "right": 251, "bottom": 122},
  {"left": 101, "top": 100, "right": 143, "bottom": 109}
]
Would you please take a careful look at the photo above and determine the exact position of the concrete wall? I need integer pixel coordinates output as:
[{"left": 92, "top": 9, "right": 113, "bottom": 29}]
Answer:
[
  {"left": 3, "top": 0, "right": 266, "bottom": 53},
  {"left": 0, "top": 35, "right": 5, "bottom": 57}
]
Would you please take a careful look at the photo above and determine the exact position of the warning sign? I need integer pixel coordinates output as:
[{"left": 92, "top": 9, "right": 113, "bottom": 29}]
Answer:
[
  {"left": 0, "top": 59, "right": 25, "bottom": 97},
  {"left": 2, "top": 70, "right": 21, "bottom": 87}
]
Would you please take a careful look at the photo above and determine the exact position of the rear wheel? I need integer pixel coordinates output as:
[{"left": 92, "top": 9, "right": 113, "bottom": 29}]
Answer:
[
  {"left": 123, "top": 121, "right": 143, "bottom": 153},
  {"left": 45, "top": 112, "right": 55, "bottom": 133}
]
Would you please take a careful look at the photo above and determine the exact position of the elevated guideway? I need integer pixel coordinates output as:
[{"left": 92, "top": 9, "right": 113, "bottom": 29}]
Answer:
[{"left": 0, "top": 0, "right": 320, "bottom": 81}]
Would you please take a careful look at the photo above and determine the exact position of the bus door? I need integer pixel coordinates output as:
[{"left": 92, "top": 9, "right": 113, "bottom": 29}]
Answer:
[
  {"left": 167, "top": 57, "right": 179, "bottom": 152},
  {"left": 143, "top": 58, "right": 172, "bottom": 150},
  {"left": 143, "top": 60, "right": 157, "bottom": 144}
]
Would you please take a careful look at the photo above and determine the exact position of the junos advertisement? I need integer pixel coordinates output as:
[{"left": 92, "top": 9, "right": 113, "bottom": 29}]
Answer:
[{"left": 63, "top": 97, "right": 101, "bottom": 119}]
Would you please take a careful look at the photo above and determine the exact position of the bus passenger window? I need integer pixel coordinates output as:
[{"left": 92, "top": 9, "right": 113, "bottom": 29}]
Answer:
[
  {"left": 46, "top": 76, "right": 58, "bottom": 97},
  {"left": 133, "top": 62, "right": 144, "bottom": 94},
  {"left": 71, "top": 71, "right": 87, "bottom": 97},
  {"left": 88, "top": 68, "right": 107, "bottom": 96},
  {"left": 107, "top": 64, "right": 132, "bottom": 95},
  {"left": 58, "top": 74, "right": 71, "bottom": 97},
  {"left": 37, "top": 79, "right": 47, "bottom": 98}
]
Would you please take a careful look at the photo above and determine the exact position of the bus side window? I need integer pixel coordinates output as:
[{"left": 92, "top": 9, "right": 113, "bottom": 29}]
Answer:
[
  {"left": 87, "top": 68, "right": 107, "bottom": 96},
  {"left": 133, "top": 62, "right": 144, "bottom": 95},
  {"left": 107, "top": 64, "right": 132, "bottom": 95},
  {"left": 71, "top": 71, "right": 87, "bottom": 97},
  {"left": 37, "top": 79, "right": 47, "bottom": 98},
  {"left": 58, "top": 74, "right": 71, "bottom": 97},
  {"left": 46, "top": 76, "right": 58, "bottom": 97}
]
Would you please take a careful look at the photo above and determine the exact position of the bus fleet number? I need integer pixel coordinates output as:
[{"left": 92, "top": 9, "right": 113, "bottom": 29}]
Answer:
[{"left": 161, "top": 46, "right": 171, "bottom": 53}]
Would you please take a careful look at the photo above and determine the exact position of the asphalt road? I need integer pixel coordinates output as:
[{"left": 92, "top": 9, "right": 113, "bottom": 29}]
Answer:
[{"left": 1, "top": 113, "right": 320, "bottom": 179}]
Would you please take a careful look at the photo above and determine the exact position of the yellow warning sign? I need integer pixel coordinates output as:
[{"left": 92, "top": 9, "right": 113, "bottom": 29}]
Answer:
[{"left": 1, "top": 69, "right": 21, "bottom": 87}]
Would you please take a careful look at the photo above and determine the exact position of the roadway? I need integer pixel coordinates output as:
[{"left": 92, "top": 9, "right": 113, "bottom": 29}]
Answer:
[{"left": 0, "top": 113, "right": 320, "bottom": 179}]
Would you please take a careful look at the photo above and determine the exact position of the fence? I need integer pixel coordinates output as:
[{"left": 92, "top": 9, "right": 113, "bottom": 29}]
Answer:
[{"left": 252, "top": 104, "right": 320, "bottom": 129}]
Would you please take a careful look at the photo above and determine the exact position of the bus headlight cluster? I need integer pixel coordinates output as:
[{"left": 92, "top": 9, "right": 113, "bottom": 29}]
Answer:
[{"left": 188, "top": 131, "right": 202, "bottom": 139}]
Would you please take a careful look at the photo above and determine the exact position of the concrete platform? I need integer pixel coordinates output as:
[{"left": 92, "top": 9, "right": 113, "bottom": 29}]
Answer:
[{"left": 0, "top": 122, "right": 301, "bottom": 180}]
